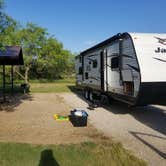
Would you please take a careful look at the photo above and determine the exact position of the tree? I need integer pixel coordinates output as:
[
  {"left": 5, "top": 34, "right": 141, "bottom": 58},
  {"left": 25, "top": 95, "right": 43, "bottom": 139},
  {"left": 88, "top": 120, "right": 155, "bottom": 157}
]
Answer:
[
  {"left": 18, "top": 24, "right": 75, "bottom": 81},
  {"left": 0, "top": 0, "right": 6, "bottom": 48},
  {"left": 17, "top": 23, "right": 48, "bottom": 83},
  {"left": 0, "top": 0, "right": 20, "bottom": 82},
  {"left": 0, "top": 0, "right": 75, "bottom": 81},
  {"left": 38, "top": 36, "right": 75, "bottom": 79},
  {"left": 0, "top": 0, "right": 19, "bottom": 48},
  {"left": 39, "top": 37, "right": 68, "bottom": 79}
]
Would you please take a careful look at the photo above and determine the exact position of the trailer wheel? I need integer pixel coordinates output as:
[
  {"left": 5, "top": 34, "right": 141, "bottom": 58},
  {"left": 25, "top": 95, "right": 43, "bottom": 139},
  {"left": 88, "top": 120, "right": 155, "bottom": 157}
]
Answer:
[
  {"left": 89, "top": 91, "right": 94, "bottom": 101},
  {"left": 84, "top": 90, "right": 90, "bottom": 100},
  {"left": 101, "top": 94, "right": 109, "bottom": 104}
]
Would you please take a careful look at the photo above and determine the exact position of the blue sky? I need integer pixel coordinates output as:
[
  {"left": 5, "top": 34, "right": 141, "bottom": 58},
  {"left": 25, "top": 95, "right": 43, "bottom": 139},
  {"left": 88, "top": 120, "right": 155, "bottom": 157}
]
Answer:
[{"left": 5, "top": 0, "right": 166, "bottom": 53}]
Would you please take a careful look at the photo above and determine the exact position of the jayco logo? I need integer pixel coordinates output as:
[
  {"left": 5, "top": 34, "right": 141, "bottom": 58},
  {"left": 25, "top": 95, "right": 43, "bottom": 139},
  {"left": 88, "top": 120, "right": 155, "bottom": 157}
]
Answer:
[
  {"left": 154, "top": 37, "right": 166, "bottom": 45},
  {"left": 154, "top": 37, "right": 166, "bottom": 53}
]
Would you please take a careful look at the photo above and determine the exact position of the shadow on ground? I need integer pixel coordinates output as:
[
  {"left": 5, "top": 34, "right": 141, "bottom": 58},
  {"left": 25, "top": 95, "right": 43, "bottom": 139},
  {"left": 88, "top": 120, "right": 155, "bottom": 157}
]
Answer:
[
  {"left": 68, "top": 85, "right": 166, "bottom": 136},
  {"left": 38, "top": 149, "right": 59, "bottom": 166},
  {"left": 129, "top": 131, "right": 166, "bottom": 159},
  {"left": 0, "top": 94, "right": 33, "bottom": 112},
  {"left": 0, "top": 83, "right": 32, "bottom": 112},
  {"left": 68, "top": 86, "right": 166, "bottom": 161}
]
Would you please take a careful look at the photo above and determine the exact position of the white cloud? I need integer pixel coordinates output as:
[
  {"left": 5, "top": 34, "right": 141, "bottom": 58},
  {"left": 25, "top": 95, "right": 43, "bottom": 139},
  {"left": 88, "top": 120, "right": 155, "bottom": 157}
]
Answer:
[{"left": 84, "top": 40, "right": 97, "bottom": 46}]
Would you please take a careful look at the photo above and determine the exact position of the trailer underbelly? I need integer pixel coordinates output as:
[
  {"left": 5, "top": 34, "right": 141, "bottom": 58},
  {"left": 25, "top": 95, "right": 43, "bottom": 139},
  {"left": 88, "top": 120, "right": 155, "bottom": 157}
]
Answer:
[{"left": 136, "top": 82, "right": 166, "bottom": 106}]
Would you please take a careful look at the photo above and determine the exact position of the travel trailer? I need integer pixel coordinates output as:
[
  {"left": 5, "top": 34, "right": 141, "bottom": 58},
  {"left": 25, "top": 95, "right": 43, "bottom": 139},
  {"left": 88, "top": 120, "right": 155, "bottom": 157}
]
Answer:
[{"left": 75, "top": 32, "right": 166, "bottom": 106}]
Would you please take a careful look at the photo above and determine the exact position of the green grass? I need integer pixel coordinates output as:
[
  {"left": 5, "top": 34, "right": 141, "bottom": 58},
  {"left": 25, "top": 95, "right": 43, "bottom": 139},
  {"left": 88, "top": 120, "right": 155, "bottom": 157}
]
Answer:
[
  {"left": 0, "top": 142, "right": 146, "bottom": 166},
  {"left": 30, "top": 78, "right": 75, "bottom": 84},
  {"left": 30, "top": 83, "right": 75, "bottom": 93},
  {"left": 0, "top": 79, "right": 76, "bottom": 94},
  {"left": 30, "top": 79, "right": 76, "bottom": 93}
]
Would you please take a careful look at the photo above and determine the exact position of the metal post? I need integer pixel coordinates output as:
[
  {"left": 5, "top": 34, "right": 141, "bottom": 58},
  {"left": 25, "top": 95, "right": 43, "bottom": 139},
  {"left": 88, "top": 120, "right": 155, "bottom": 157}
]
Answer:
[
  {"left": 3, "top": 65, "right": 6, "bottom": 102},
  {"left": 11, "top": 65, "right": 14, "bottom": 95}
]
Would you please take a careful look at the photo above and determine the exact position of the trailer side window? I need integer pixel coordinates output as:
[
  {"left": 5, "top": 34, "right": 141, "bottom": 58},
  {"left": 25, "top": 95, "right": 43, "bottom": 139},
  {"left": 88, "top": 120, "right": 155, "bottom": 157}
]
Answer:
[
  {"left": 86, "top": 65, "right": 91, "bottom": 71},
  {"left": 78, "top": 67, "right": 83, "bottom": 74},
  {"left": 93, "top": 59, "right": 98, "bottom": 68},
  {"left": 85, "top": 72, "right": 89, "bottom": 79},
  {"left": 111, "top": 57, "right": 119, "bottom": 69}
]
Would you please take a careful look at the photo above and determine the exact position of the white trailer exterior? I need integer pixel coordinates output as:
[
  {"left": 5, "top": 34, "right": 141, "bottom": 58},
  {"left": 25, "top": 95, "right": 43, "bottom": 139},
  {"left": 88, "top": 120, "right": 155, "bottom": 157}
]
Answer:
[{"left": 76, "top": 33, "right": 166, "bottom": 106}]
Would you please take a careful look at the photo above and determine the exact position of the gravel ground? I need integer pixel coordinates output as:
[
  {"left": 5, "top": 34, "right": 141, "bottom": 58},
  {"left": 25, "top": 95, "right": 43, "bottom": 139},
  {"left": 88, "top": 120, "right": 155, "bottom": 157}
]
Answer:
[
  {"left": 0, "top": 92, "right": 165, "bottom": 166},
  {"left": 62, "top": 93, "right": 166, "bottom": 166},
  {"left": 0, "top": 93, "right": 101, "bottom": 145}
]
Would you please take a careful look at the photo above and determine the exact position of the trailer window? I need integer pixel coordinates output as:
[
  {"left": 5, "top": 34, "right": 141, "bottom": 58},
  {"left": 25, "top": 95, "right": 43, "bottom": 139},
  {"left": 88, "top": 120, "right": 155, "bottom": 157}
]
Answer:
[
  {"left": 78, "top": 67, "right": 83, "bottom": 74},
  {"left": 111, "top": 57, "right": 119, "bottom": 69},
  {"left": 93, "top": 60, "right": 98, "bottom": 68},
  {"left": 86, "top": 65, "right": 91, "bottom": 71},
  {"left": 85, "top": 72, "right": 89, "bottom": 79}
]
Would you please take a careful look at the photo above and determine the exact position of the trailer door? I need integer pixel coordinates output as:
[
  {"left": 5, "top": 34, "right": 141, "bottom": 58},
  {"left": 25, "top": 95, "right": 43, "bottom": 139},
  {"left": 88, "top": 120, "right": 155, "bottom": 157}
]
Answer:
[
  {"left": 106, "top": 41, "right": 123, "bottom": 94},
  {"left": 100, "top": 51, "right": 105, "bottom": 91}
]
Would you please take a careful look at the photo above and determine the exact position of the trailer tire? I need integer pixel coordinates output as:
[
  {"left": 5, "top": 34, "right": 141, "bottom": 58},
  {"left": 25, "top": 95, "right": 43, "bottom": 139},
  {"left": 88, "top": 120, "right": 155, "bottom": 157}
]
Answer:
[
  {"left": 89, "top": 91, "right": 94, "bottom": 102},
  {"left": 84, "top": 90, "right": 90, "bottom": 100},
  {"left": 101, "top": 94, "right": 109, "bottom": 104}
]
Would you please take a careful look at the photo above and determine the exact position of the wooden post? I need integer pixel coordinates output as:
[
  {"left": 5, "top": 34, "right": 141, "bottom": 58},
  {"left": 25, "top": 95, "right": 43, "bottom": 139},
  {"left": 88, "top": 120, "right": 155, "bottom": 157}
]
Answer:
[
  {"left": 3, "top": 65, "right": 6, "bottom": 102},
  {"left": 11, "top": 65, "right": 14, "bottom": 95}
]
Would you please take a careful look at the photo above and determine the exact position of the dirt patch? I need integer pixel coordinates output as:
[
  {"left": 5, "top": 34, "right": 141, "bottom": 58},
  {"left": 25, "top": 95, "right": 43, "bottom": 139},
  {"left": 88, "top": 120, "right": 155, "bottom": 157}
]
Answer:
[{"left": 0, "top": 93, "right": 106, "bottom": 145}]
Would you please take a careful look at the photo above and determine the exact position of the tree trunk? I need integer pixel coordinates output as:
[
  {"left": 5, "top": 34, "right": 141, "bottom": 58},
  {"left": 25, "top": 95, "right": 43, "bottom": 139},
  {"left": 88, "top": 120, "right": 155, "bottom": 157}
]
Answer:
[{"left": 25, "top": 66, "right": 30, "bottom": 84}]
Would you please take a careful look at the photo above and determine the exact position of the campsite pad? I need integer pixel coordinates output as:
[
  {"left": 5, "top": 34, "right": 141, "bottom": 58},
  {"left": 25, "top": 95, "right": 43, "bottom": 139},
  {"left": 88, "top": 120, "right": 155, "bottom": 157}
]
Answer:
[{"left": 0, "top": 93, "right": 104, "bottom": 145}]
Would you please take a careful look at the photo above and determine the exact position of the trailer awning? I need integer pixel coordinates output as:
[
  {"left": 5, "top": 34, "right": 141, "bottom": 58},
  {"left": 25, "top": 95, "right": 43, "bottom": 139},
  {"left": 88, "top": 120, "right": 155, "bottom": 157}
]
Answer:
[{"left": 0, "top": 46, "right": 24, "bottom": 65}]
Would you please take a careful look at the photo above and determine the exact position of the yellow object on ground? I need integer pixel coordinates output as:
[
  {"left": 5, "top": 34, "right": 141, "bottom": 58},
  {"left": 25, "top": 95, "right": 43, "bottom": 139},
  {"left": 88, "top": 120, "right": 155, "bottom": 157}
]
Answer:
[{"left": 53, "top": 114, "right": 69, "bottom": 121}]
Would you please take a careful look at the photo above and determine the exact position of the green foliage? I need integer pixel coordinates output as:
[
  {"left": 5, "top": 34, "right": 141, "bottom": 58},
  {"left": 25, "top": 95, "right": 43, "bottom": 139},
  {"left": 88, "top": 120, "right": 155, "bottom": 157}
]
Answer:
[
  {"left": 16, "top": 23, "right": 75, "bottom": 81},
  {"left": 0, "top": 0, "right": 4, "bottom": 7},
  {"left": 0, "top": 0, "right": 19, "bottom": 48},
  {"left": 0, "top": 16, "right": 18, "bottom": 45},
  {"left": 0, "top": 0, "right": 75, "bottom": 82}
]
